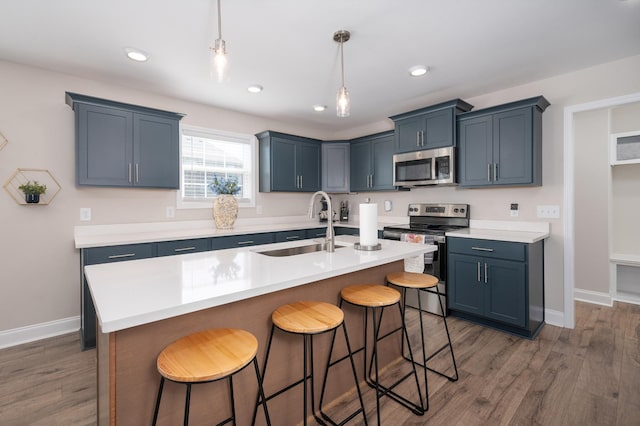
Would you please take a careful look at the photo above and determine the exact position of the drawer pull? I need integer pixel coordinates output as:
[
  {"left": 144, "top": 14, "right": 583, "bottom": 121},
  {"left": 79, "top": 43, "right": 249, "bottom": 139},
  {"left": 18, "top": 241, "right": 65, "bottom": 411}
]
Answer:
[
  {"left": 108, "top": 253, "right": 136, "bottom": 259},
  {"left": 286, "top": 236, "right": 301, "bottom": 240},
  {"left": 236, "top": 240, "right": 255, "bottom": 245},
  {"left": 173, "top": 247, "right": 196, "bottom": 252},
  {"left": 471, "top": 247, "right": 494, "bottom": 252}
]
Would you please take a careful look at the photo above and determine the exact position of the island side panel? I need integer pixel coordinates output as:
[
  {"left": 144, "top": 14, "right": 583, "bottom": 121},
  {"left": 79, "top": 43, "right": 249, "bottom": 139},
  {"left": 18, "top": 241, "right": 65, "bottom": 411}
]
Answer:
[{"left": 105, "top": 261, "right": 403, "bottom": 425}]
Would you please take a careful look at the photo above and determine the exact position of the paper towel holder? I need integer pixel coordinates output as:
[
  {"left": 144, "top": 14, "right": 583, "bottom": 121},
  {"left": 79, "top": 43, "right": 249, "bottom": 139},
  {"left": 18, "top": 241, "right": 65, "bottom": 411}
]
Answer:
[{"left": 354, "top": 242, "right": 382, "bottom": 251}]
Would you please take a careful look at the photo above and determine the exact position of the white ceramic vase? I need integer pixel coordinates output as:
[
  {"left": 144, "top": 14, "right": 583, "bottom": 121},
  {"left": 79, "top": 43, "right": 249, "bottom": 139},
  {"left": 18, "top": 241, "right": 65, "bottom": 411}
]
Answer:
[{"left": 212, "top": 194, "right": 238, "bottom": 229}]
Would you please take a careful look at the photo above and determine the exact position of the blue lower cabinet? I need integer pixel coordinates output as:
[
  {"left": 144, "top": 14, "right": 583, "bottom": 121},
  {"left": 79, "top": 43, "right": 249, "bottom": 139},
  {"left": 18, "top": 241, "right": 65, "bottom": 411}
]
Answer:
[
  {"left": 156, "top": 238, "right": 211, "bottom": 257},
  {"left": 335, "top": 227, "right": 359, "bottom": 236},
  {"left": 212, "top": 232, "right": 275, "bottom": 250},
  {"left": 81, "top": 243, "right": 155, "bottom": 350},
  {"left": 447, "top": 237, "right": 544, "bottom": 338},
  {"left": 306, "top": 227, "right": 327, "bottom": 238},
  {"left": 275, "top": 230, "right": 307, "bottom": 242}
]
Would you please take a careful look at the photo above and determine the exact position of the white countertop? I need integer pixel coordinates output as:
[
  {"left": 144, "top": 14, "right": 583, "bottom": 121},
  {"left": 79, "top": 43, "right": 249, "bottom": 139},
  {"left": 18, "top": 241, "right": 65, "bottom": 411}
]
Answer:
[
  {"left": 74, "top": 216, "right": 408, "bottom": 248},
  {"left": 446, "top": 220, "right": 550, "bottom": 243},
  {"left": 85, "top": 235, "right": 434, "bottom": 333}
]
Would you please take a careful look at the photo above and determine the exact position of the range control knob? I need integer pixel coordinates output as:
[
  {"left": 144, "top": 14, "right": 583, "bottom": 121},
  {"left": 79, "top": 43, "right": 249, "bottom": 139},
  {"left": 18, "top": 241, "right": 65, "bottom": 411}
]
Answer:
[
  {"left": 460, "top": 208, "right": 466, "bottom": 214},
  {"left": 454, "top": 208, "right": 459, "bottom": 213}
]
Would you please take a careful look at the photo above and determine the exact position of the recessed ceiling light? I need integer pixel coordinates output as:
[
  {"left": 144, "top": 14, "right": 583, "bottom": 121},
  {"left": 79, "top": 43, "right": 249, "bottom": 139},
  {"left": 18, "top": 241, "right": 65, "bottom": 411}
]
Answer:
[
  {"left": 125, "top": 48, "right": 149, "bottom": 62},
  {"left": 408, "top": 65, "right": 429, "bottom": 77},
  {"left": 313, "top": 105, "right": 327, "bottom": 112},
  {"left": 247, "top": 84, "right": 263, "bottom": 93}
]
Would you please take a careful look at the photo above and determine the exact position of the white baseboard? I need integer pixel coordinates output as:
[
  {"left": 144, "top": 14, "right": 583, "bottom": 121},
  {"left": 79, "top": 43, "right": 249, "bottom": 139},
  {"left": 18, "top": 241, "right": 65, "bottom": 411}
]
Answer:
[
  {"left": 574, "top": 289, "right": 613, "bottom": 307},
  {"left": 0, "top": 316, "right": 80, "bottom": 350},
  {"left": 544, "top": 308, "right": 565, "bottom": 328}
]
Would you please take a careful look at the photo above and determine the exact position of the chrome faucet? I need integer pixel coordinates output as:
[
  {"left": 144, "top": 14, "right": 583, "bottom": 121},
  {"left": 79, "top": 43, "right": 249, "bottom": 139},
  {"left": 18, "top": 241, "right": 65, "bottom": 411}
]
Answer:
[{"left": 308, "top": 191, "right": 335, "bottom": 253}]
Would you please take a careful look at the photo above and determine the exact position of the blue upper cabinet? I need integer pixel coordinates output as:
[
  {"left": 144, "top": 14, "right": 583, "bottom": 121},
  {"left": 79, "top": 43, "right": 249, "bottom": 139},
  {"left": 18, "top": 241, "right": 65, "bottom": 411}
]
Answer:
[
  {"left": 66, "top": 92, "right": 184, "bottom": 189},
  {"left": 322, "top": 142, "right": 350, "bottom": 193},
  {"left": 257, "top": 131, "right": 321, "bottom": 192},
  {"left": 457, "top": 96, "right": 549, "bottom": 187},
  {"left": 350, "top": 131, "right": 395, "bottom": 192},
  {"left": 390, "top": 99, "right": 473, "bottom": 153}
]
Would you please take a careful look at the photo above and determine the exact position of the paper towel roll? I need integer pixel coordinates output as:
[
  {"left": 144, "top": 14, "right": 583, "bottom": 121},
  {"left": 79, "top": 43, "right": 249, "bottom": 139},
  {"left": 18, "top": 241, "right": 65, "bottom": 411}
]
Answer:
[{"left": 359, "top": 203, "right": 378, "bottom": 247}]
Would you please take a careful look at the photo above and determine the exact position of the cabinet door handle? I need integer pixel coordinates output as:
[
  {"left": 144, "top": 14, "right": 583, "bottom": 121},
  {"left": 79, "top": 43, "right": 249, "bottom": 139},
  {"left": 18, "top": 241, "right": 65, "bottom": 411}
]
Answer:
[
  {"left": 472, "top": 247, "right": 494, "bottom": 252},
  {"left": 128, "top": 163, "right": 132, "bottom": 183},
  {"left": 494, "top": 163, "right": 498, "bottom": 182},
  {"left": 135, "top": 163, "right": 139, "bottom": 183},
  {"left": 484, "top": 263, "right": 488, "bottom": 284},
  {"left": 108, "top": 253, "right": 136, "bottom": 259},
  {"left": 300, "top": 175, "right": 303, "bottom": 188},
  {"left": 421, "top": 130, "right": 425, "bottom": 146},
  {"left": 173, "top": 247, "right": 196, "bottom": 252},
  {"left": 416, "top": 132, "right": 420, "bottom": 147},
  {"left": 477, "top": 261, "right": 481, "bottom": 281},
  {"left": 236, "top": 240, "right": 254, "bottom": 245},
  {"left": 487, "top": 163, "right": 491, "bottom": 182}
]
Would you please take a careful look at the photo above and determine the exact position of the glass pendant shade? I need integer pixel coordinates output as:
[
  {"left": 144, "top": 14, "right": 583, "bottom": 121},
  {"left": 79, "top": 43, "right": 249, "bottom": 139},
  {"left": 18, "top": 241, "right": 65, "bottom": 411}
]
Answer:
[
  {"left": 212, "top": 38, "right": 227, "bottom": 82},
  {"left": 336, "top": 86, "right": 350, "bottom": 117}
]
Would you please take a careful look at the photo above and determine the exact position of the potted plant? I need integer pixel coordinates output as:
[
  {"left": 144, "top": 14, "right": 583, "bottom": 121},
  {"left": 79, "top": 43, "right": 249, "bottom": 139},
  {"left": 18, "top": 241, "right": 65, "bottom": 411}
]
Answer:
[
  {"left": 18, "top": 180, "right": 47, "bottom": 204},
  {"left": 208, "top": 176, "right": 241, "bottom": 229}
]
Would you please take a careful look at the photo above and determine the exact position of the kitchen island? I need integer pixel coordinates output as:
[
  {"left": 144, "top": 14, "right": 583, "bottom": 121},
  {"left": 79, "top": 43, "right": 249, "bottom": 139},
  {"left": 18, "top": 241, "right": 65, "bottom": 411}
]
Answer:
[{"left": 86, "top": 235, "right": 435, "bottom": 425}]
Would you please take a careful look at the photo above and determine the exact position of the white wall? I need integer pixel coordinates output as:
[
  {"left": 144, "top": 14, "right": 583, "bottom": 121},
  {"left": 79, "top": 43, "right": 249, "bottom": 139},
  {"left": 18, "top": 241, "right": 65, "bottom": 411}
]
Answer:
[{"left": 2, "top": 54, "right": 640, "bottom": 340}]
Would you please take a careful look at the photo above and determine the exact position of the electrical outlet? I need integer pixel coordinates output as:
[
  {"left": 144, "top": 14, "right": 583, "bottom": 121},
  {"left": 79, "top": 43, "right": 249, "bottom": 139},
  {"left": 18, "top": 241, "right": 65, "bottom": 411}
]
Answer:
[
  {"left": 80, "top": 207, "right": 91, "bottom": 221},
  {"left": 537, "top": 205, "right": 560, "bottom": 218},
  {"left": 166, "top": 206, "right": 175, "bottom": 218},
  {"left": 510, "top": 203, "right": 519, "bottom": 217},
  {"left": 256, "top": 205, "right": 263, "bottom": 214}
]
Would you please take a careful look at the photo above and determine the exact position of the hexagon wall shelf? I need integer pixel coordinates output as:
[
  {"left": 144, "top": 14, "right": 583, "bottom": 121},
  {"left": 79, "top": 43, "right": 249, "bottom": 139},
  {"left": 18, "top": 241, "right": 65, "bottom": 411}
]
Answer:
[{"left": 3, "top": 168, "right": 61, "bottom": 205}]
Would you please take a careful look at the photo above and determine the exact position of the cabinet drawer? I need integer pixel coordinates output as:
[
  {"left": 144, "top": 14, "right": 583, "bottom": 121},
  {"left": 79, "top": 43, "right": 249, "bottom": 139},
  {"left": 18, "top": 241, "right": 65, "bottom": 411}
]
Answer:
[
  {"left": 306, "top": 228, "right": 327, "bottom": 238},
  {"left": 213, "top": 233, "right": 275, "bottom": 250},
  {"left": 447, "top": 237, "right": 525, "bottom": 262},
  {"left": 335, "top": 227, "right": 359, "bottom": 236},
  {"left": 156, "top": 238, "right": 210, "bottom": 257},
  {"left": 275, "top": 230, "right": 307, "bottom": 243},
  {"left": 84, "top": 243, "right": 154, "bottom": 265}
]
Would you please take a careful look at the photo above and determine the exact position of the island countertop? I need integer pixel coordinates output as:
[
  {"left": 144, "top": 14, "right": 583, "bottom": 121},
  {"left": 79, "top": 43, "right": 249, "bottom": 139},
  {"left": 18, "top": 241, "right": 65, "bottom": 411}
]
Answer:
[{"left": 85, "top": 235, "right": 435, "bottom": 333}]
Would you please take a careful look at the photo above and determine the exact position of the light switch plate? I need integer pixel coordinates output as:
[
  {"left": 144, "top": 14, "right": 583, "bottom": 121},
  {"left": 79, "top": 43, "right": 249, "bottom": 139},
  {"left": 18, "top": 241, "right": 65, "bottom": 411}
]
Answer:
[
  {"left": 80, "top": 207, "right": 91, "bottom": 221},
  {"left": 166, "top": 206, "right": 175, "bottom": 218},
  {"left": 537, "top": 205, "right": 560, "bottom": 218}
]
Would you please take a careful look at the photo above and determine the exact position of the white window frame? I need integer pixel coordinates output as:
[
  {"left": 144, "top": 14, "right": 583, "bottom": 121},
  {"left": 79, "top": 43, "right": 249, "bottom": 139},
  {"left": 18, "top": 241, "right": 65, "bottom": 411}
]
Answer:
[{"left": 176, "top": 124, "right": 256, "bottom": 209}]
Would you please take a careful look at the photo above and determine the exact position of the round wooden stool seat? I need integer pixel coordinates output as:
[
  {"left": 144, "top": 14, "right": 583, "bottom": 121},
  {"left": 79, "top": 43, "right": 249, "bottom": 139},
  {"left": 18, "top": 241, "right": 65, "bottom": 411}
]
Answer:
[
  {"left": 157, "top": 328, "right": 258, "bottom": 383},
  {"left": 272, "top": 301, "right": 344, "bottom": 334},
  {"left": 387, "top": 271, "right": 439, "bottom": 289},
  {"left": 341, "top": 284, "right": 401, "bottom": 308}
]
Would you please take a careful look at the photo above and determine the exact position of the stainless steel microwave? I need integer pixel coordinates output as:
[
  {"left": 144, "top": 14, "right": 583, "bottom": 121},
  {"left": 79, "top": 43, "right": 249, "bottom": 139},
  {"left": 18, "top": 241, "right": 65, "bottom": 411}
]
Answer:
[{"left": 393, "top": 146, "right": 456, "bottom": 187}]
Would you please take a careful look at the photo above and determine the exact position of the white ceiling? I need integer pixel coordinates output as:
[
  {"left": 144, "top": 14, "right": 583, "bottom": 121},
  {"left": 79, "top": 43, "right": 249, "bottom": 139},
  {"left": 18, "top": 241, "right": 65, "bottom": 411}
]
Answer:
[{"left": 1, "top": 0, "right": 639, "bottom": 134}]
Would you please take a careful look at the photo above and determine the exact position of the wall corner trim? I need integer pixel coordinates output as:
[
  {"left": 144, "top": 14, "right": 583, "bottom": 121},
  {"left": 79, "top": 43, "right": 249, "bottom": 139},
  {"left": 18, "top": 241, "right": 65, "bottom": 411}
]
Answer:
[
  {"left": 544, "top": 308, "right": 565, "bottom": 328},
  {"left": 0, "top": 316, "right": 80, "bottom": 350}
]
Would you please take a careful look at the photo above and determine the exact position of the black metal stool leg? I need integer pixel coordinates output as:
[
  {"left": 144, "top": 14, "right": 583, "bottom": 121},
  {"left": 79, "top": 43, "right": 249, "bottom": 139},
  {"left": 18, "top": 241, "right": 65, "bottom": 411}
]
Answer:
[
  {"left": 422, "top": 287, "right": 459, "bottom": 382},
  {"left": 252, "top": 357, "right": 272, "bottom": 426},
  {"left": 152, "top": 377, "right": 165, "bottom": 425},
  {"left": 184, "top": 383, "right": 191, "bottom": 426},
  {"left": 252, "top": 324, "right": 277, "bottom": 425}
]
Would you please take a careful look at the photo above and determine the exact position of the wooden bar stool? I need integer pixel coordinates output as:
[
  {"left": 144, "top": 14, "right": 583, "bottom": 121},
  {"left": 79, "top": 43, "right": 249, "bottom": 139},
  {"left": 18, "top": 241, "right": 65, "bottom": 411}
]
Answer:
[
  {"left": 253, "top": 301, "right": 367, "bottom": 426},
  {"left": 152, "top": 328, "right": 270, "bottom": 426},
  {"left": 340, "top": 284, "right": 425, "bottom": 424},
  {"left": 386, "top": 271, "right": 458, "bottom": 403}
]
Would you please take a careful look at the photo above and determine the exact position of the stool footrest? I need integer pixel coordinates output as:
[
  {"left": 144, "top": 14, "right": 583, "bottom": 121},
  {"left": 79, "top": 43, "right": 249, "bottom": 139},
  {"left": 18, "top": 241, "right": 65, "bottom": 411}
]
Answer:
[{"left": 365, "top": 375, "right": 425, "bottom": 416}]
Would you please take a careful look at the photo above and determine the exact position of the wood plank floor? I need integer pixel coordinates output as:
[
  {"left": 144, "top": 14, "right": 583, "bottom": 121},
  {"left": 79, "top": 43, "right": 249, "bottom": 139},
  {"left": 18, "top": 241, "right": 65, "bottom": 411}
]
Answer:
[{"left": 0, "top": 301, "right": 638, "bottom": 425}]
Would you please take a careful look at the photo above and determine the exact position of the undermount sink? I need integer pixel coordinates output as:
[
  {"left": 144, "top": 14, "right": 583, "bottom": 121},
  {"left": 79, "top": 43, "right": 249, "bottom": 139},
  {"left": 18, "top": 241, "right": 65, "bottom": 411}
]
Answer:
[{"left": 257, "top": 243, "right": 346, "bottom": 257}]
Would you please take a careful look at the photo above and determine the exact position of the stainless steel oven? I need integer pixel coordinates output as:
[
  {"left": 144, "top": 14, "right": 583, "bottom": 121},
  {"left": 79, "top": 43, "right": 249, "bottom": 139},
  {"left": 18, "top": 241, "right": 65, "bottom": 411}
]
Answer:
[{"left": 383, "top": 203, "right": 469, "bottom": 315}]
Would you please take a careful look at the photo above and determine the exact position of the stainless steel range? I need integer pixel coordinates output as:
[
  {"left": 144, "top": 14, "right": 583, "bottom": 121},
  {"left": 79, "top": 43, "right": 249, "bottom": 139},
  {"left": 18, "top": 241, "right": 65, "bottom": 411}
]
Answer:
[{"left": 383, "top": 203, "right": 470, "bottom": 315}]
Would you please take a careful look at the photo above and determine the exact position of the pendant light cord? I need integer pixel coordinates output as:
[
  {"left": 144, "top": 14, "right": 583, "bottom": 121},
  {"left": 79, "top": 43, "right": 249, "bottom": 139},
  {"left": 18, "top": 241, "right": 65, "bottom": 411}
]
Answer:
[
  {"left": 340, "top": 36, "right": 345, "bottom": 87},
  {"left": 217, "top": 0, "right": 222, "bottom": 40}
]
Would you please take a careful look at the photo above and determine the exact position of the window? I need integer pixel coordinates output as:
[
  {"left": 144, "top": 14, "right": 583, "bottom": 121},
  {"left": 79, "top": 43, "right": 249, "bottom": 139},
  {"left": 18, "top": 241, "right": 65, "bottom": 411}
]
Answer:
[{"left": 178, "top": 125, "right": 255, "bottom": 208}]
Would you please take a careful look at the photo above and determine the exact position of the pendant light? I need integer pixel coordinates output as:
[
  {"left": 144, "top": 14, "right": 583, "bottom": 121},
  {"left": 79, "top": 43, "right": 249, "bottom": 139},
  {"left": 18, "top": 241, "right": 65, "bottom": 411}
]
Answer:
[
  {"left": 334, "top": 30, "right": 351, "bottom": 118},
  {"left": 211, "top": 0, "right": 228, "bottom": 82}
]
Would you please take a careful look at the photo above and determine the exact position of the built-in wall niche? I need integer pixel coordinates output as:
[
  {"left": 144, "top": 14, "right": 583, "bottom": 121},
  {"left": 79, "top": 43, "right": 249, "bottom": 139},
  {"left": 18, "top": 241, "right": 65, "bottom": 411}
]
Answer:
[
  {"left": 610, "top": 130, "right": 640, "bottom": 165},
  {"left": 3, "top": 168, "right": 61, "bottom": 205}
]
